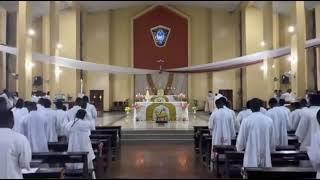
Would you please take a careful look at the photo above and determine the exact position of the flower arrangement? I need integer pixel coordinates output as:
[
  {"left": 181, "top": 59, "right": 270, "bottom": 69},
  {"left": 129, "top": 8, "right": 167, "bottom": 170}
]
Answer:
[
  {"left": 192, "top": 106, "right": 197, "bottom": 114},
  {"left": 125, "top": 106, "right": 131, "bottom": 114}
]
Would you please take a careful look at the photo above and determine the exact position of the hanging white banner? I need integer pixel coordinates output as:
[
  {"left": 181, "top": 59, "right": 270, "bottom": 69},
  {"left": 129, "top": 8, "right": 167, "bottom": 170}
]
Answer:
[{"left": 1, "top": 37, "right": 320, "bottom": 74}]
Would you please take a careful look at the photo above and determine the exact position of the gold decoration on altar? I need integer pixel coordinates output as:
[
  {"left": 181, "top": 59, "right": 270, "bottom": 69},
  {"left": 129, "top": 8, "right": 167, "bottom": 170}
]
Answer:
[{"left": 146, "top": 103, "right": 176, "bottom": 121}]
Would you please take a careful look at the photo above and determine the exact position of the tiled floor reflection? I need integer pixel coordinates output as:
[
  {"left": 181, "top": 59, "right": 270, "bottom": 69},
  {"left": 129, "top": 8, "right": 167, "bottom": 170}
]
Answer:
[{"left": 109, "top": 143, "right": 215, "bottom": 179}]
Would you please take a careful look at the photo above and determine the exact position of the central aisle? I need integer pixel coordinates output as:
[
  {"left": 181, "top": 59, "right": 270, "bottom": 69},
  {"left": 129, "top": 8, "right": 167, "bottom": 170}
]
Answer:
[{"left": 109, "top": 143, "right": 216, "bottom": 179}]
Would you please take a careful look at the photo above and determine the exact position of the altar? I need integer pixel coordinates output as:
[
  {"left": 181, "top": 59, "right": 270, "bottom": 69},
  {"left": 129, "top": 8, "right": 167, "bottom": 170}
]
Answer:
[{"left": 133, "top": 90, "right": 189, "bottom": 121}]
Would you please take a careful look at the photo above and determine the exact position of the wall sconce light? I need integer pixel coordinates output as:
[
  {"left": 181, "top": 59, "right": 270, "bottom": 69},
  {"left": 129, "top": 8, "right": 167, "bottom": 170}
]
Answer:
[
  {"left": 260, "top": 41, "right": 266, "bottom": 47},
  {"left": 28, "top": 28, "right": 35, "bottom": 36},
  {"left": 288, "top": 25, "right": 295, "bottom": 33},
  {"left": 26, "top": 62, "right": 35, "bottom": 70},
  {"left": 56, "top": 43, "right": 63, "bottom": 49},
  {"left": 55, "top": 67, "right": 62, "bottom": 77}
]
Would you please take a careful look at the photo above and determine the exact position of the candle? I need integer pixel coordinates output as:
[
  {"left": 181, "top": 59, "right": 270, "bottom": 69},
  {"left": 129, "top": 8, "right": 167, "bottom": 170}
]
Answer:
[{"left": 80, "top": 79, "right": 83, "bottom": 94}]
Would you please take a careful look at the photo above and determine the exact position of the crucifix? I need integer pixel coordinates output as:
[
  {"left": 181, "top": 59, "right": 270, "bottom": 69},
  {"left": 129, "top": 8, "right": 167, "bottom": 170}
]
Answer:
[{"left": 157, "top": 59, "right": 165, "bottom": 73}]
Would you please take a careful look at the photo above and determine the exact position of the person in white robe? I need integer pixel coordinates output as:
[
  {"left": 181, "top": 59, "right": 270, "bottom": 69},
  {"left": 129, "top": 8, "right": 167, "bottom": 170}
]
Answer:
[
  {"left": 307, "top": 109, "right": 320, "bottom": 179},
  {"left": 219, "top": 97, "right": 239, "bottom": 133},
  {"left": 296, "top": 95, "right": 320, "bottom": 151},
  {"left": 266, "top": 98, "right": 288, "bottom": 146},
  {"left": 209, "top": 98, "right": 236, "bottom": 146},
  {"left": 236, "top": 98, "right": 275, "bottom": 167},
  {"left": 0, "top": 110, "right": 32, "bottom": 179},
  {"left": 24, "top": 102, "right": 49, "bottom": 152},
  {"left": 279, "top": 99, "right": 291, "bottom": 116},
  {"left": 83, "top": 96, "right": 98, "bottom": 130},
  {"left": 42, "top": 99, "right": 58, "bottom": 142},
  {"left": 66, "top": 98, "right": 83, "bottom": 122},
  {"left": 67, "top": 98, "right": 94, "bottom": 131},
  {"left": 55, "top": 101, "right": 68, "bottom": 138},
  {"left": 205, "top": 91, "right": 215, "bottom": 114},
  {"left": 236, "top": 101, "right": 252, "bottom": 126},
  {"left": 288, "top": 102, "right": 302, "bottom": 131},
  {"left": 11, "top": 99, "right": 29, "bottom": 135},
  {"left": 0, "top": 89, "right": 14, "bottom": 110},
  {"left": 65, "top": 109, "right": 95, "bottom": 177}
]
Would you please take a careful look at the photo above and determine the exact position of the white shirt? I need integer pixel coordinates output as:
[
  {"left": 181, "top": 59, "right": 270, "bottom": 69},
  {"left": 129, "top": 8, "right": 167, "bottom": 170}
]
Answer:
[
  {"left": 86, "top": 103, "right": 97, "bottom": 130},
  {"left": 43, "top": 108, "right": 58, "bottom": 142},
  {"left": 236, "top": 112, "right": 275, "bottom": 167},
  {"left": 12, "top": 108, "right": 29, "bottom": 135},
  {"left": 209, "top": 108, "right": 235, "bottom": 145},
  {"left": 266, "top": 107, "right": 289, "bottom": 146},
  {"left": 24, "top": 111, "right": 49, "bottom": 152},
  {"left": 0, "top": 128, "right": 32, "bottom": 179},
  {"left": 307, "top": 130, "right": 320, "bottom": 179},
  {"left": 67, "top": 105, "right": 94, "bottom": 131},
  {"left": 223, "top": 106, "right": 238, "bottom": 132},
  {"left": 65, "top": 118, "right": 95, "bottom": 169},
  {"left": 55, "top": 109, "right": 68, "bottom": 136},
  {"left": 288, "top": 109, "right": 302, "bottom": 131},
  {"left": 0, "top": 93, "right": 14, "bottom": 110},
  {"left": 236, "top": 109, "right": 252, "bottom": 125},
  {"left": 296, "top": 106, "right": 320, "bottom": 151},
  {"left": 260, "top": 107, "right": 268, "bottom": 114}
]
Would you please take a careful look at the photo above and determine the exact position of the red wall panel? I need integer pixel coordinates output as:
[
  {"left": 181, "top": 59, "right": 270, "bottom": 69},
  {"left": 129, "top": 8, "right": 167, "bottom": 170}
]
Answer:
[{"left": 133, "top": 6, "right": 188, "bottom": 70}]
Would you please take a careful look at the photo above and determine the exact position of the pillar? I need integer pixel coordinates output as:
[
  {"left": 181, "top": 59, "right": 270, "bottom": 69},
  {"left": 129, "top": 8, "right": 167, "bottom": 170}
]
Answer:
[
  {"left": 315, "top": 5, "right": 320, "bottom": 91},
  {"left": 0, "top": 8, "right": 6, "bottom": 90},
  {"left": 242, "top": 5, "right": 265, "bottom": 101},
  {"left": 42, "top": 1, "right": 60, "bottom": 97},
  {"left": 58, "top": 3, "right": 80, "bottom": 100},
  {"left": 16, "top": 1, "right": 32, "bottom": 100},
  {"left": 290, "top": 1, "right": 307, "bottom": 97},
  {"left": 262, "top": 2, "right": 275, "bottom": 100}
]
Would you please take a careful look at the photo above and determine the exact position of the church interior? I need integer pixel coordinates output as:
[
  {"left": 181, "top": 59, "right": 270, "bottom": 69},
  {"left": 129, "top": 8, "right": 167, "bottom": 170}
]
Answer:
[{"left": 0, "top": 1, "right": 320, "bottom": 179}]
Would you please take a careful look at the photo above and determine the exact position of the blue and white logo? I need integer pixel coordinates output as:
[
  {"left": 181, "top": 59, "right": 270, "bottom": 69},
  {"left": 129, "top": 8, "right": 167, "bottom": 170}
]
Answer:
[{"left": 150, "top": 25, "right": 171, "bottom": 48}]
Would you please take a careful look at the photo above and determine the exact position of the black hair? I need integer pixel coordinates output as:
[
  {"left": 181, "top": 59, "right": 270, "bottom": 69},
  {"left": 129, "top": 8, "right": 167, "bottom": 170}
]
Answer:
[
  {"left": 83, "top": 96, "right": 89, "bottom": 103},
  {"left": 292, "top": 102, "right": 301, "bottom": 109},
  {"left": 310, "top": 94, "right": 320, "bottom": 106},
  {"left": 300, "top": 99, "right": 308, "bottom": 107},
  {"left": 317, "top": 109, "right": 320, "bottom": 126},
  {"left": 208, "top": 91, "right": 212, "bottom": 94},
  {"left": 38, "top": 98, "right": 46, "bottom": 106},
  {"left": 250, "top": 98, "right": 262, "bottom": 112},
  {"left": 246, "top": 100, "right": 251, "bottom": 109},
  {"left": 62, "top": 105, "right": 67, "bottom": 111},
  {"left": 219, "top": 97, "right": 227, "bottom": 106},
  {"left": 279, "top": 99, "right": 286, "bottom": 106},
  {"left": 43, "top": 99, "right": 52, "bottom": 108},
  {"left": 215, "top": 98, "right": 224, "bottom": 109},
  {"left": 15, "top": 99, "right": 24, "bottom": 109},
  {"left": 0, "top": 110, "right": 14, "bottom": 128},
  {"left": 26, "top": 102, "right": 37, "bottom": 112},
  {"left": 75, "top": 109, "right": 86, "bottom": 120},
  {"left": 55, "top": 101, "right": 64, "bottom": 110},
  {"left": 0, "top": 97, "right": 7, "bottom": 111},
  {"left": 80, "top": 101, "right": 87, "bottom": 109},
  {"left": 269, "top": 98, "right": 278, "bottom": 108},
  {"left": 75, "top": 97, "right": 83, "bottom": 106}
]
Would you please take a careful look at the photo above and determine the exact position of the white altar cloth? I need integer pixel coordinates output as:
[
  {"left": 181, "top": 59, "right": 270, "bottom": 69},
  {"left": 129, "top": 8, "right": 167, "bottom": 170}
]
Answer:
[{"left": 133, "top": 102, "right": 189, "bottom": 121}]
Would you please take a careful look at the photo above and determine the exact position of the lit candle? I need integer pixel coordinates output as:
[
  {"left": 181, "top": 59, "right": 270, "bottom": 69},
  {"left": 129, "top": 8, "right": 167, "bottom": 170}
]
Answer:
[{"left": 80, "top": 79, "right": 83, "bottom": 94}]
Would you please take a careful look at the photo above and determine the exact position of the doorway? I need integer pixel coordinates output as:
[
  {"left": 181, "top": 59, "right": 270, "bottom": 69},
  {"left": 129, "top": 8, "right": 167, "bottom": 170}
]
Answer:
[{"left": 90, "top": 90, "right": 104, "bottom": 116}]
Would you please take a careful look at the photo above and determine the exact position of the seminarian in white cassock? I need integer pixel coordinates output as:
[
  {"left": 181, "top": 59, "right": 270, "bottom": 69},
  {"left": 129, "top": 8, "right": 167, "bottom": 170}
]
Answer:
[
  {"left": 0, "top": 111, "right": 32, "bottom": 179},
  {"left": 236, "top": 98, "right": 275, "bottom": 167}
]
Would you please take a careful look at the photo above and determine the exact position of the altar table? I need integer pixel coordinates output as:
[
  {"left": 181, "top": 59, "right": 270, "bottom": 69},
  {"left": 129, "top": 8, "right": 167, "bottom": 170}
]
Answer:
[{"left": 133, "top": 102, "right": 189, "bottom": 121}]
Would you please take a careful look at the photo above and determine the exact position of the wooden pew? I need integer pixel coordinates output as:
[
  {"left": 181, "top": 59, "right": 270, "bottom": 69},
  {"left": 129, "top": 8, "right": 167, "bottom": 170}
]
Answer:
[
  {"left": 90, "top": 134, "right": 117, "bottom": 162},
  {"left": 47, "top": 140, "right": 110, "bottom": 178},
  {"left": 243, "top": 167, "right": 316, "bottom": 179},
  {"left": 32, "top": 152, "right": 89, "bottom": 178},
  {"left": 96, "top": 126, "right": 122, "bottom": 139},
  {"left": 193, "top": 126, "right": 208, "bottom": 153},
  {"left": 211, "top": 145, "right": 236, "bottom": 177},
  {"left": 23, "top": 167, "right": 65, "bottom": 179},
  {"left": 288, "top": 136, "right": 299, "bottom": 146},
  {"left": 91, "top": 130, "right": 120, "bottom": 160},
  {"left": 224, "top": 151, "right": 309, "bottom": 178}
]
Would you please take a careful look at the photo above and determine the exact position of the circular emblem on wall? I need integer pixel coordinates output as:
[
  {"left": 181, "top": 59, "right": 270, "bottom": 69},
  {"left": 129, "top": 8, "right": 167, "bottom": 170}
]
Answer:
[{"left": 150, "top": 25, "right": 171, "bottom": 48}]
